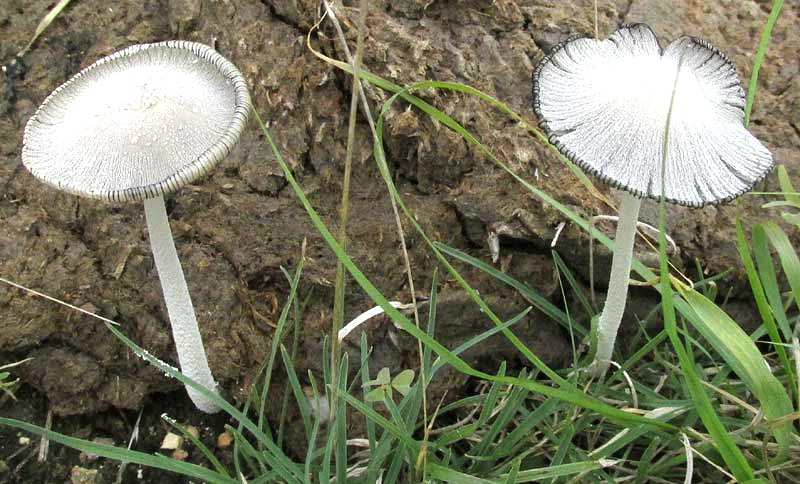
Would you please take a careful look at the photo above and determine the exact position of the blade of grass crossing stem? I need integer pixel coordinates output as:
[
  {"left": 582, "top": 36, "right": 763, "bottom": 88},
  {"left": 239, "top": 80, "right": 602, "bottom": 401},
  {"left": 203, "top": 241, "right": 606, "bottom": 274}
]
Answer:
[
  {"left": 744, "top": 0, "right": 783, "bottom": 127},
  {"left": 101, "top": 323, "right": 304, "bottom": 483},
  {"left": 0, "top": 418, "right": 237, "bottom": 484},
  {"left": 254, "top": 110, "right": 676, "bottom": 432},
  {"left": 657, "top": 69, "right": 756, "bottom": 482},
  {"left": 737, "top": 221, "right": 797, "bottom": 401}
]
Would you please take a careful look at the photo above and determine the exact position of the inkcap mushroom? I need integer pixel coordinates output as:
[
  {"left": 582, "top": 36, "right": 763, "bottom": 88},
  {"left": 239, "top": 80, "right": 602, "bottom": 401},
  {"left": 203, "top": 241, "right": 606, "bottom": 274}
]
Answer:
[
  {"left": 22, "top": 41, "right": 252, "bottom": 412},
  {"left": 532, "top": 24, "right": 773, "bottom": 377}
]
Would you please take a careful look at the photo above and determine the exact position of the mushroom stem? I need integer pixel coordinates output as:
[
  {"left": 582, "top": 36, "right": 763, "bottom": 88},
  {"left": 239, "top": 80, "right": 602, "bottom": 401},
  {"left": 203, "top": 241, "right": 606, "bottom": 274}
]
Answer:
[
  {"left": 144, "top": 195, "right": 220, "bottom": 413},
  {"left": 591, "top": 192, "right": 642, "bottom": 378}
]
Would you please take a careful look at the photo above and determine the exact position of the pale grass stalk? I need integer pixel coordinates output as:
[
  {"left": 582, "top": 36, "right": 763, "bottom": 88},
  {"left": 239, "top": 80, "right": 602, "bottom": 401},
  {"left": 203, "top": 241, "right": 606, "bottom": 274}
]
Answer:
[
  {"left": 320, "top": 1, "right": 429, "bottom": 474},
  {"left": 0, "top": 276, "right": 119, "bottom": 326},
  {"left": 327, "top": 0, "right": 368, "bottom": 424},
  {"left": 681, "top": 433, "right": 694, "bottom": 484}
]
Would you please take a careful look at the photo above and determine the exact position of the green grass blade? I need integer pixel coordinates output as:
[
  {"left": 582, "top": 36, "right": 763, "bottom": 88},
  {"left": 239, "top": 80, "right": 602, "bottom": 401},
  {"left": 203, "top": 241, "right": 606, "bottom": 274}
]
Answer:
[
  {"left": 552, "top": 250, "right": 596, "bottom": 323},
  {"left": 759, "top": 221, "right": 800, "bottom": 313},
  {"left": 470, "top": 370, "right": 530, "bottom": 462},
  {"left": 434, "top": 242, "right": 572, "bottom": 329},
  {"left": 305, "top": 372, "right": 322, "bottom": 482},
  {"left": 752, "top": 226, "right": 794, "bottom": 340},
  {"left": 737, "top": 221, "right": 797, "bottom": 401},
  {"left": 279, "top": 345, "right": 313, "bottom": 441},
  {"left": 334, "top": 355, "right": 349, "bottom": 484},
  {"left": 429, "top": 309, "right": 530, "bottom": 380},
  {"left": 677, "top": 288, "right": 794, "bottom": 460},
  {"left": 775, "top": 165, "right": 800, "bottom": 206},
  {"left": 336, "top": 387, "right": 421, "bottom": 455},
  {"left": 257, "top": 259, "right": 304, "bottom": 443},
  {"left": 360, "top": 331, "right": 380, "bottom": 484}
]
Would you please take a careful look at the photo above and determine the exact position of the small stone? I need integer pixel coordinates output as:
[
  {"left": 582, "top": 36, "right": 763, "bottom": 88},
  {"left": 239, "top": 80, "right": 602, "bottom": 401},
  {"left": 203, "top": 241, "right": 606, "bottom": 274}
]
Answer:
[
  {"left": 171, "top": 448, "right": 189, "bottom": 461},
  {"left": 70, "top": 466, "right": 100, "bottom": 484},
  {"left": 159, "top": 432, "right": 183, "bottom": 450},
  {"left": 185, "top": 425, "right": 200, "bottom": 439},
  {"left": 216, "top": 431, "right": 233, "bottom": 449}
]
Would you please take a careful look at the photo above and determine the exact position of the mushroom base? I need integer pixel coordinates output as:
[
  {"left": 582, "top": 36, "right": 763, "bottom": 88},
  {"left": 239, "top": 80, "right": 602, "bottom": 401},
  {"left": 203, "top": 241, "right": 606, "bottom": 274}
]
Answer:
[{"left": 590, "top": 192, "right": 642, "bottom": 378}]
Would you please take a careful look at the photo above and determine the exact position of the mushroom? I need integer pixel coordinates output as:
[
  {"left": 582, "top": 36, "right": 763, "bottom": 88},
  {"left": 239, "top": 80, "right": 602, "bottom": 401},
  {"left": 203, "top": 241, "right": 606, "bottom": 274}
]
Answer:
[
  {"left": 532, "top": 24, "right": 773, "bottom": 377},
  {"left": 21, "top": 41, "right": 252, "bottom": 412}
]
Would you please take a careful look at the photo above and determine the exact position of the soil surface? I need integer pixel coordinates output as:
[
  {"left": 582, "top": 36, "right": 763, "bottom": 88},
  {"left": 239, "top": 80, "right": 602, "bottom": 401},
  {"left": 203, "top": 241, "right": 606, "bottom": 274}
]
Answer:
[{"left": 0, "top": 0, "right": 798, "bottom": 482}]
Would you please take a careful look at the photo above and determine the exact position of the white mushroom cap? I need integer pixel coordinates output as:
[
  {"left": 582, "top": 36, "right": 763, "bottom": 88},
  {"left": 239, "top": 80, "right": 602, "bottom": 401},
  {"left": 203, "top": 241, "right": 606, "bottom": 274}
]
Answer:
[
  {"left": 22, "top": 41, "right": 251, "bottom": 202},
  {"left": 533, "top": 24, "right": 773, "bottom": 207}
]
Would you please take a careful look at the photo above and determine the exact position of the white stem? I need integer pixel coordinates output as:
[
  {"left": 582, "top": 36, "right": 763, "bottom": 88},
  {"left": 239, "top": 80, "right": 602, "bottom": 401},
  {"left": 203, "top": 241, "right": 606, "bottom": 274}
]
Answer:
[
  {"left": 144, "top": 195, "right": 220, "bottom": 413},
  {"left": 591, "top": 192, "right": 642, "bottom": 378}
]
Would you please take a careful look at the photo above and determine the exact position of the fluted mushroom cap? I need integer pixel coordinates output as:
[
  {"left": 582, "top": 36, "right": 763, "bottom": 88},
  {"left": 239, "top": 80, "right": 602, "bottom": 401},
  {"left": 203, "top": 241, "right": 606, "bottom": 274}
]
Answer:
[
  {"left": 533, "top": 24, "right": 773, "bottom": 207},
  {"left": 22, "top": 41, "right": 251, "bottom": 202}
]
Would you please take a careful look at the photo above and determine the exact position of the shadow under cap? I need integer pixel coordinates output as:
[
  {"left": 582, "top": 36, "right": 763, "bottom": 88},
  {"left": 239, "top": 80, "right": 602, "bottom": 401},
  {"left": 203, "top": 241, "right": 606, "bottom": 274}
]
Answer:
[
  {"left": 21, "top": 40, "right": 252, "bottom": 203},
  {"left": 532, "top": 23, "right": 773, "bottom": 207}
]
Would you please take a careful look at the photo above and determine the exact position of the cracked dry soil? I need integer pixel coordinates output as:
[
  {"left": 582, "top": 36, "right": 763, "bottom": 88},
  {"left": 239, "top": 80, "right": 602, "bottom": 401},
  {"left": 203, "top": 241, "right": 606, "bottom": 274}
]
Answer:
[{"left": 0, "top": 0, "right": 798, "bottom": 482}]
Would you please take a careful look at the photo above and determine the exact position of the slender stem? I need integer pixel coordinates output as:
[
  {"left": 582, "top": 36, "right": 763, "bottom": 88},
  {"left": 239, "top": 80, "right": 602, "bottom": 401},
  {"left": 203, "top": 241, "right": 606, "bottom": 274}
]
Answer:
[
  {"left": 144, "top": 195, "right": 220, "bottom": 413},
  {"left": 591, "top": 192, "right": 642, "bottom": 378}
]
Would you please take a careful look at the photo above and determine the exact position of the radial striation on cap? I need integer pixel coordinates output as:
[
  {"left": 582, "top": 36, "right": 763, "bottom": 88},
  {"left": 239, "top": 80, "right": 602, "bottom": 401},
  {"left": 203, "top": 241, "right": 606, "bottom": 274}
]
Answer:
[
  {"left": 22, "top": 41, "right": 252, "bottom": 202},
  {"left": 533, "top": 24, "right": 773, "bottom": 207}
]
